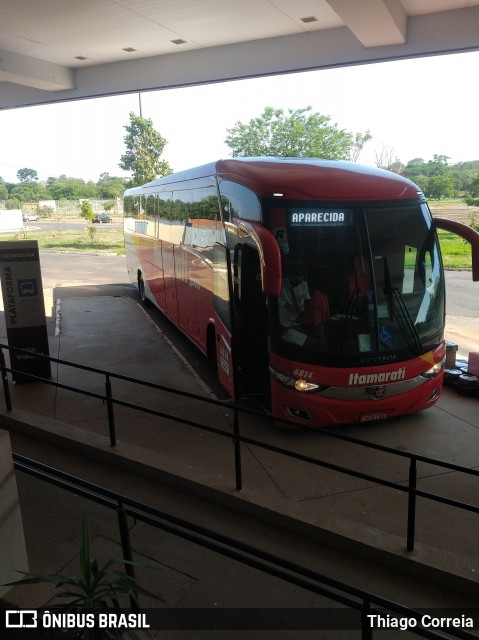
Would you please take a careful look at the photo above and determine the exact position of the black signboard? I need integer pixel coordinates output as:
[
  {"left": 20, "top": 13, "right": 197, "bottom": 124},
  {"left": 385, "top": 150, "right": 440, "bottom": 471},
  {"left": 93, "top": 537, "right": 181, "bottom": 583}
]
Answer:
[
  {"left": 0, "top": 241, "right": 51, "bottom": 382},
  {"left": 289, "top": 207, "right": 354, "bottom": 226}
]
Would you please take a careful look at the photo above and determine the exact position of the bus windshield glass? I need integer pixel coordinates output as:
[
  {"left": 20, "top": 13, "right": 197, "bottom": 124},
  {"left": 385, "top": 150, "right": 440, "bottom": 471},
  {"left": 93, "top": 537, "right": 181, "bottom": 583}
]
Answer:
[{"left": 270, "top": 202, "right": 445, "bottom": 365}]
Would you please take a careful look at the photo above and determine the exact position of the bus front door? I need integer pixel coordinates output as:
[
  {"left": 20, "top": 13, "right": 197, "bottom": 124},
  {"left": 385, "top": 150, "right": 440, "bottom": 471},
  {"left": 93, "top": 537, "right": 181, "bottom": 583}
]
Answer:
[
  {"left": 213, "top": 243, "right": 237, "bottom": 399},
  {"left": 235, "top": 244, "right": 270, "bottom": 397}
]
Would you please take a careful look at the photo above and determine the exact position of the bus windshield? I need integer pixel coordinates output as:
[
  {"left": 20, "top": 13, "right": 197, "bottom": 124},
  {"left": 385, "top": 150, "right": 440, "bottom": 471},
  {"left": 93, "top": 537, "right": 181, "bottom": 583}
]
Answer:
[{"left": 270, "top": 202, "right": 445, "bottom": 366}]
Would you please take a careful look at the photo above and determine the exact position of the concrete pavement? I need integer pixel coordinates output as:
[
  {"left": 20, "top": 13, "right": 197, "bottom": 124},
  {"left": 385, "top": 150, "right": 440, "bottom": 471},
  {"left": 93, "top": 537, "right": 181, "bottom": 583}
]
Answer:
[{"left": 1, "top": 266, "right": 479, "bottom": 630}]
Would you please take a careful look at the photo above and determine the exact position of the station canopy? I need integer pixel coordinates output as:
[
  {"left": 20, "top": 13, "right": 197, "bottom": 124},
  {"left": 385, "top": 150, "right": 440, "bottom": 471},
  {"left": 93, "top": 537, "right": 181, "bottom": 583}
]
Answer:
[{"left": 1, "top": 0, "right": 479, "bottom": 110}]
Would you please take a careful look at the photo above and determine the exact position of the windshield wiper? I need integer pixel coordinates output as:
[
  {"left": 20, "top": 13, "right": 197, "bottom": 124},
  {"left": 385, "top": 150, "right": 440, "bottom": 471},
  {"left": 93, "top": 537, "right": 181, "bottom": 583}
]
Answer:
[
  {"left": 383, "top": 258, "right": 423, "bottom": 354},
  {"left": 333, "top": 288, "right": 360, "bottom": 356}
]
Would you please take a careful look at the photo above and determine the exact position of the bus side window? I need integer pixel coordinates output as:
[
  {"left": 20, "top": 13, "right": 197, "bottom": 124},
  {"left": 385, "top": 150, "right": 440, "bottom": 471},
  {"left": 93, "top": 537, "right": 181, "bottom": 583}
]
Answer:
[
  {"left": 145, "top": 194, "right": 156, "bottom": 221},
  {"left": 403, "top": 245, "right": 417, "bottom": 294},
  {"left": 170, "top": 189, "right": 192, "bottom": 223},
  {"left": 124, "top": 195, "right": 136, "bottom": 216},
  {"left": 219, "top": 180, "right": 261, "bottom": 221},
  {"left": 158, "top": 191, "right": 173, "bottom": 219},
  {"left": 189, "top": 186, "right": 220, "bottom": 250},
  {"left": 192, "top": 187, "right": 217, "bottom": 221},
  {"left": 156, "top": 191, "right": 172, "bottom": 243},
  {"left": 220, "top": 195, "right": 231, "bottom": 224}
]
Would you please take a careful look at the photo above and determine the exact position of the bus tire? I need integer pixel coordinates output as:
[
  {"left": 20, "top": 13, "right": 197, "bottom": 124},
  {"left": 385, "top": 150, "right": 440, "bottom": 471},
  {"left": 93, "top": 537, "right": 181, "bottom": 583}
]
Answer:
[{"left": 138, "top": 273, "right": 148, "bottom": 304}]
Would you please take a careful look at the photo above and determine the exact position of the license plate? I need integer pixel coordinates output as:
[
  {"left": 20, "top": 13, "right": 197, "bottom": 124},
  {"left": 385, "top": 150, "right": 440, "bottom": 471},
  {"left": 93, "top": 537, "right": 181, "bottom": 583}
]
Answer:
[{"left": 360, "top": 411, "right": 389, "bottom": 422}]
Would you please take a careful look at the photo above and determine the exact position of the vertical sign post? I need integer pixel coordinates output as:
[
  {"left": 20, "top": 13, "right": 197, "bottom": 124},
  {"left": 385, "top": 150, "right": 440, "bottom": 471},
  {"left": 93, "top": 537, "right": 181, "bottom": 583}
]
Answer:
[{"left": 0, "top": 241, "right": 51, "bottom": 383}]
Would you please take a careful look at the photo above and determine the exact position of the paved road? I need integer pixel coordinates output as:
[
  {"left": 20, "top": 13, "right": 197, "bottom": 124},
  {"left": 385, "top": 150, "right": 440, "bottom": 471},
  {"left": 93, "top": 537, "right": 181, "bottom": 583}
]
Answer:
[
  {"left": 35, "top": 251, "right": 224, "bottom": 395},
  {"left": 38, "top": 250, "right": 129, "bottom": 289},
  {"left": 443, "top": 270, "right": 479, "bottom": 357},
  {"left": 0, "top": 219, "right": 123, "bottom": 234},
  {"left": 23, "top": 220, "right": 123, "bottom": 233}
]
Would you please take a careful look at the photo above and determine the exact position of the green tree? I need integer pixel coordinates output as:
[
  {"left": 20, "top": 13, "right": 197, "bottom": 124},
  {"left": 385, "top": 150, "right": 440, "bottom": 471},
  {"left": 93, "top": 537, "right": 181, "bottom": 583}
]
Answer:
[
  {"left": 469, "top": 173, "right": 479, "bottom": 197},
  {"left": 449, "top": 167, "right": 471, "bottom": 193},
  {"left": 37, "top": 204, "right": 54, "bottom": 218},
  {"left": 402, "top": 157, "right": 426, "bottom": 180},
  {"left": 225, "top": 106, "right": 370, "bottom": 160},
  {"left": 413, "top": 175, "right": 429, "bottom": 195},
  {"left": 9, "top": 181, "right": 50, "bottom": 202},
  {"left": 0, "top": 177, "right": 8, "bottom": 201},
  {"left": 119, "top": 112, "right": 172, "bottom": 186},
  {"left": 17, "top": 167, "right": 38, "bottom": 182},
  {"left": 79, "top": 199, "right": 95, "bottom": 221},
  {"left": 425, "top": 154, "right": 450, "bottom": 176},
  {"left": 5, "top": 198, "right": 21, "bottom": 210},
  {"left": 102, "top": 201, "right": 116, "bottom": 212},
  {"left": 97, "top": 173, "right": 126, "bottom": 199},
  {"left": 403, "top": 155, "right": 450, "bottom": 181},
  {"left": 424, "top": 175, "right": 455, "bottom": 200},
  {"left": 48, "top": 176, "right": 99, "bottom": 199}
]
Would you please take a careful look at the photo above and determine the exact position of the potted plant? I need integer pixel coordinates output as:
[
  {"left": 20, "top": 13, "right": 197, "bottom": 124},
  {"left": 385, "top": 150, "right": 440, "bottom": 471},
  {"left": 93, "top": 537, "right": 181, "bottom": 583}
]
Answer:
[{"left": 4, "top": 519, "right": 161, "bottom": 639}]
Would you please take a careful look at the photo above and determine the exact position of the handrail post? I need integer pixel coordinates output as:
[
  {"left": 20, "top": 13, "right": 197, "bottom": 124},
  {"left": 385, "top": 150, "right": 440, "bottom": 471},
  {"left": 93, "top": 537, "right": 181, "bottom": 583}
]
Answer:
[
  {"left": 116, "top": 501, "right": 139, "bottom": 613},
  {"left": 105, "top": 374, "right": 117, "bottom": 447},
  {"left": 407, "top": 457, "right": 417, "bottom": 552},
  {"left": 0, "top": 347, "right": 12, "bottom": 412},
  {"left": 233, "top": 405, "right": 242, "bottom": 491},
  {"left": 361, "top": 597, "right": 373, "bottom": 640}
]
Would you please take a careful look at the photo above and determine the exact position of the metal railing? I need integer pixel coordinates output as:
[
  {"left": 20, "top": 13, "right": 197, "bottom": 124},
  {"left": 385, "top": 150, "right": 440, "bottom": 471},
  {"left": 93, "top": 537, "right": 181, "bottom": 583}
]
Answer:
[
  {"left": 1, "top": 343, "right": 479, "bottom": 555},
  {"left": 12, "top": 453, "right": 478, "bottom": 639}
]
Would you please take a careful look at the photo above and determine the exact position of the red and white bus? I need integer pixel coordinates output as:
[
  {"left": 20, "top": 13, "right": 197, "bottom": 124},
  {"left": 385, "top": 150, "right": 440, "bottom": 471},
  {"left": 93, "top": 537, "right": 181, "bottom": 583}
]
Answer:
[{"left": 124, "top": 158, "right": 479, "bottom": 428}]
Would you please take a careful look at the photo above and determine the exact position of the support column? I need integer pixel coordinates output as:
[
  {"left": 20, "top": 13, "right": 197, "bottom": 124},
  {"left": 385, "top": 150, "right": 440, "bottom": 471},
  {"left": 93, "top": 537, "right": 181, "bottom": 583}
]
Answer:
[{"left": 0, "top": 430, "right": 28, "bottom": 600}]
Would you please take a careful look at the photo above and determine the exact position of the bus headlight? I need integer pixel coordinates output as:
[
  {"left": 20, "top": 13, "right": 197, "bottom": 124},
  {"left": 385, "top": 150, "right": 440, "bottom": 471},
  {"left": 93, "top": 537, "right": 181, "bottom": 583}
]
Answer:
[
  {"left": 269, "top": 366, "right": 327, "bottom": 393},
  {"left": 420, "top": 358, "right": 445, "bottom": 379},
  {"left": 294, "top": 379, "right": 320, "bottom": 392}
]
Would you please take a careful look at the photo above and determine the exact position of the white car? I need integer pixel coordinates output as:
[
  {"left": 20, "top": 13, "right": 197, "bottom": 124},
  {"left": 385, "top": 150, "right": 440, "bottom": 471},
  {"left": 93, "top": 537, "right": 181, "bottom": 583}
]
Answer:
[{"left": 23, "top": 213, "right": 39, "bottom": 222}]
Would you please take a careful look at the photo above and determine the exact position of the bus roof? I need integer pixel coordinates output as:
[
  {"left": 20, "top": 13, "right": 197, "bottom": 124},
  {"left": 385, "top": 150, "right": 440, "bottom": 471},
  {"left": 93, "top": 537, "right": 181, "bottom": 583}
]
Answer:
[{"left": 125, "top": 157, "right": 423, "bottom": 202}]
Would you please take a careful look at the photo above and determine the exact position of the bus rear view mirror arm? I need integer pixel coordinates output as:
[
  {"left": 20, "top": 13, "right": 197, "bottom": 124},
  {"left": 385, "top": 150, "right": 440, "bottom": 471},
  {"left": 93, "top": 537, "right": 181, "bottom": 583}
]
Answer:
[
  {"left": 236, "top": 220, "right": 282, "bottom": 296},
  {"left": 434, "top": 217, "right": 479, "bottom": 282}
]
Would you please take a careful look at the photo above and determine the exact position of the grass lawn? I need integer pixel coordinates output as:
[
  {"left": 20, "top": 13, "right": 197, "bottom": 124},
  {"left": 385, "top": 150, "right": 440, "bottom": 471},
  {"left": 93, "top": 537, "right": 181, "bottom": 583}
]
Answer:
[
  {"left": 437, "top": 230, "right": 473, "bottom": 269},
  {"left": 1, "top": 226, "right": 125, "bottom": 255}
]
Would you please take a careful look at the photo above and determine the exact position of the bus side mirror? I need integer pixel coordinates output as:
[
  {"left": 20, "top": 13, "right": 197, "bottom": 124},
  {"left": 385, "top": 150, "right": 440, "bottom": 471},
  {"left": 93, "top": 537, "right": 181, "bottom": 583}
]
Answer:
[
  {"left": 434, "top": 217, "right": 479, "bottom": 282},
  {"left": 236, "top": 220, "right": 282, "bottom": 296}
]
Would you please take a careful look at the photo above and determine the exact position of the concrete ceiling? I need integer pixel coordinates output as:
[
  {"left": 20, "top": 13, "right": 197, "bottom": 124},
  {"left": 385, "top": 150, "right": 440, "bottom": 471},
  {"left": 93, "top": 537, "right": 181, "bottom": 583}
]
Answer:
[{"left": 1, "top": 0, "right": 479, "bottom": 110}]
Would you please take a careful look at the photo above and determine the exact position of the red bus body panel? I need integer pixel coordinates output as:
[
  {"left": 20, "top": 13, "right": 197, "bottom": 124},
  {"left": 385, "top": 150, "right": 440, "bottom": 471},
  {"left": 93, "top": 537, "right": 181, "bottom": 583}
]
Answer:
[
  {"left": 216, "top": 158, "right": 421, "bottom": 201},
  {"left": 130, "top": 233, "right": 214, "bottom": 354},
  {"left": 269, "top": 344, "right": 445, "bottom": 428}
]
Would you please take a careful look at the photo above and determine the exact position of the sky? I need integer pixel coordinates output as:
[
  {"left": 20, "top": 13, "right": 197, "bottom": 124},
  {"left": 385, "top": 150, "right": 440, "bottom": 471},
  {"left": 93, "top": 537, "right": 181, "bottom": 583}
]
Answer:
[{"left": 1, "top": 50, "right": 478, "bottom": 184}]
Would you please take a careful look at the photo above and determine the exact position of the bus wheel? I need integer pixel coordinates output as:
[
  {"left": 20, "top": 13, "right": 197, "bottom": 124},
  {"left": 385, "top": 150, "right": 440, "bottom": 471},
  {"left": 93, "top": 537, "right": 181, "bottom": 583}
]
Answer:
[{"left": 138, "top": 273, "right": 148, "bottom": 304}]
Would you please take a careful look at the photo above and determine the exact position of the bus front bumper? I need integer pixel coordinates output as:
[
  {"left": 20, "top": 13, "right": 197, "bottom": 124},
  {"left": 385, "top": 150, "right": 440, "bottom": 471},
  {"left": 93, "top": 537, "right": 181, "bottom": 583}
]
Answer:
[{"left": 269, "top": 373, "right": 443, "bottom": 429}]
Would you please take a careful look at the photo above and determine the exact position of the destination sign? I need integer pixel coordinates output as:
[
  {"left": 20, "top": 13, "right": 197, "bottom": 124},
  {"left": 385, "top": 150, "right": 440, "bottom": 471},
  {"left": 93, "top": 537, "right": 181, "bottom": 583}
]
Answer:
[{"left": 289, "top": 208, "right": 353, "bottom": 227}]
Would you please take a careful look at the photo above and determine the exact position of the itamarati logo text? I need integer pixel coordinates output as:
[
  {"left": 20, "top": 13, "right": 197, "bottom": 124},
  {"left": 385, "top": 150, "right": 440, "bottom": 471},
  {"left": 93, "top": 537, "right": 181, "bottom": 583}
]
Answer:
[{"left": 348, "top": 367, "right": 406, "bottom": 386}]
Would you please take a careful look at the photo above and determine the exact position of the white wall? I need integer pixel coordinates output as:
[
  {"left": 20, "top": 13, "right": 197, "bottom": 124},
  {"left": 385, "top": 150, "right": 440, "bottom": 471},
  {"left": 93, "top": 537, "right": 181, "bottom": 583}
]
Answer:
[{"left": 0, "top": 209, "right": 24, "bottom": 232}]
